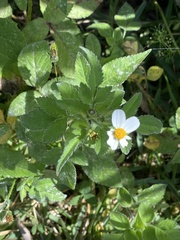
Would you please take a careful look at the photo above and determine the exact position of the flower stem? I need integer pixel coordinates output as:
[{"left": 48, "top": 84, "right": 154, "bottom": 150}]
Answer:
[
  {"left": 154, "top": 1, "right": 180, "bottom": 55},
  {"left": 26, "top": 0, "right": 33, "bottom": 23}
]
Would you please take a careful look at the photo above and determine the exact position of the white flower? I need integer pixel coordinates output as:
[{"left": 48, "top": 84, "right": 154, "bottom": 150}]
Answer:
[{"left": 107, "top": 109, "right": 140, "bottom": 150}]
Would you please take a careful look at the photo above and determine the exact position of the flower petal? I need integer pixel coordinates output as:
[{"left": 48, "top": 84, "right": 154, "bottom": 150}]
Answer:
[
  {"left": 107, "top": 130, "right": 119, "bottom": 150},
  {"left": 112, "top": 109, "right": 126, "bottom": 128},
  {"left": 119, "top": 138, "right": 128, "bottom": 148},
  {"left": 122, "top": 116, "right": 140, "bottom": 133}
]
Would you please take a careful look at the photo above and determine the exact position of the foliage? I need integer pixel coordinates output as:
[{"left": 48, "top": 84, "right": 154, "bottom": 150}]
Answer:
[{"left": 0, "top": 0, "right": 180, "bottom": 239}]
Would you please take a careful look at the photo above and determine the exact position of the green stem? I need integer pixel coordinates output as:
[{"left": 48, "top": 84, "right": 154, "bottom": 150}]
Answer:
[
  {"left": 154, "top": 1, "right": 180, "bottom": 55},
  {"left": 26, "top": 0, "right": 33, "bottom": 23},
  {"left": 164, "top": 74, "right": 178, "bottom": 109},
  {"left": 6, "top": 179, "right": 16, "bottom": 209},
  {"left": 59, "top": 216, "right": 71, "bottom": 240}
]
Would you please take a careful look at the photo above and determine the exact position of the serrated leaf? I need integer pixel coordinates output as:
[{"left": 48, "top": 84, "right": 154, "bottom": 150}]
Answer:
[
  {"left": 110, "top": 211, "right": 129, "bottom": 230},
  {"left": 75, "top": 52, "right": 91, "bottom": 86},
  {"left": 138, "top": 184, "right": 167, "bottom": 206},
  {"left": 175, "top": 107, "right": 180, "bottom": 129},
  {"left": 0, "top": 18, "right": 25, "bottom": 78},
  {"left": 0, "top": 145, "right": 40, "bottom": 178},
  {"left": 78, "top": 83, "right": 93, "bottom": 105},
  {"left": 8, "top": 90, "right": 40, "bottom": 117},
  {"left": 59, "top": 99, "right": 89, "bottom": 114},
  {"left": 22, "top": 18, "right": 49, "bottom": 44},
  {"left": 57, "top": 82, "right": 79, "bottom": 100},
  {"left": 101, "top": 50, "right": 151, "bottom": 87},
  {"left": 20, "top": 109, "right": 54, "bottom": 131},
  {"left": 137, "top": 115, "right": 162, "bottom": 135},
  {"left": 29, "top": 178, "right": 66, "bottom": 203},
  {"left": 56, "top": 136, "right": 80, "bottom": 175},
  {"left": 82, "top": 149, "right": 122, "bottom": 187},
  {"left": 18, "top": 40, "right": 52, "bottom": 87},
  {"left": 54, "top": 19, "right": 83, "bottom": 78},
  {"left": 0, "top": 0, "right": 12, "bottom": 18},
  {"left": 118, "top": 187, "right": 132, "bottom": 207},
  {"left": 68, "top": 0, "right": 102, "bottom": 19},
  {"left": 85, "top": 33, "right": 101, "bottom": 57},
  {"left": 79, "top": 47, "right": 103, "bottom": 90},
  {"left": 58, "top": 162, "right": 77, "bottom": 190},
  {"left": 42, "top": 117, "right": 67, "bottom": 142},
  {"left": 122, "top": 92, "right": 142, "bottom": 118},
  {"left": 88, "top": 22, "right": 113, "bottom": 38},
  {"left": 37, "top": 97, "right": 65, "bottom": 118}
]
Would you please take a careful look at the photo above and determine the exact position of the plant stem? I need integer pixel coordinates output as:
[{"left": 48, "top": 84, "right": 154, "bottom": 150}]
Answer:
[
  {"left": 154, "top": 1, "right": 180, "bottom": 55},
  {"left": 27, "top": 0, "right": 33, "bottom": 23},
  {"left": 164, "top": 74, "right": 178, "bottom": 109},
  {"left": 6, "top": 179, "right": 16, "bottom": 209}
]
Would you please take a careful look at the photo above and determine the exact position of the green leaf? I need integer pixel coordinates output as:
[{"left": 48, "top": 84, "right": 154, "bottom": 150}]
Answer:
[
  {"left": 75, "top": 52, "right": 91, "bottom": 86},
  {"left": 101, "top": 234, "right": 123, "bottom": 240},
  {"left": 137, "top": 115, "right": 163, "bottom": 135},
  {"left": 110, "top": 211, "right": 129, "bottom": 230},
  {"left": 42, "top": 117, "right": 67, "bottom": 142},
  {"left": 88, "top": 22, "right": 113, "bottom": 38},
  {"left": 143, "top": 226, "right": 156, "bottom": 240},
  {"left": 138, "top": 202, "right": 155, "bottom": 223},
  {"left": 78, "top": 47, "right": 103, "bottom": 90},
  {"left": 54, "top": 19, "right": 83, "bottom": 78},
  {"left": 14, "top": 0, "right": 27, "bottom": 10},
  {"left": 115, "top": 2, "right": 141, "bottom": 31},
  {"left": 70, "top": 150, "right": 88, "bottom": 166},
  {"left": 22, "top": 18, "right": 49, "bottom": 44},
  {"left": 37, "top": 97, "right": 65, "bottom": 118},
  {"left": 175, "top": 107, "right": 180, "bottom": 129},
  {"left": 82, "top": 149, "right": 122, "bottom": 187},
  {"left": 138, "top": 184, "right": 167, "bottom": 206},
  {"left": 57, "top": 82, "right": 79, "bottom": 100},
  {"left": 101, "top": 50, "right": 151, "bottom": 87},
  {"left": 43, "top": 0, "right": 67, "bottom": 24},
  {"left": 124, "top": 229, "right": 139, "bottom": 240},
  {"left": 58, "top": 162, "right": 77, "bottom": 190},
  {"left": 85, "top": 33, "right": 101, "bottom": 57},
  {"left": 122, "top": 93, "right": 142, "bottom": 118},
  {"left": 78, "top": 83, "right": 94, "bottom": 105},
  {"left": 158, "top": 219, "right": 177, "bottom": 231},
  {"left": 18, "top": 40, "right": 52, "bottom": 87},
  {"left": 0, "top": 123, "right": 12, "bottom": 144},
  {"left": 0, "top": 18, "right": 26, "bottom": 78},
  {"left": 29, "top": 178, "right": 66, "bottom": 203},
  {"left": 0, "top": 145, "right": 40, "bottom": 178},
  {"left": 118, "top": 187, "right": 133, "bottom": 207},
  {"left": 68, "top": 0, "right": 102, "bottom": 19},
  {"left": 171, "top": 149, "right": 180, "bottom": 164},
  {"left": 166, "top": 230, "right": 180, "bottom": 240},
  {"left": 56, "top": 136, "right": 80, "bottom": 175},
  {"left": 0, "top": 0, "right": 12, "bottom": 18},
  {"left": 8, "top": 90, "right": 40, "bottom": 117},
  {"left": 59, "top": 99, "right": 89, "bottom": 114},
  {"left": 20, "top": 109, "right": 54, "bottom": 131},
  {"left": 155, "top": 227, "right": 172, "bottom": 240}
]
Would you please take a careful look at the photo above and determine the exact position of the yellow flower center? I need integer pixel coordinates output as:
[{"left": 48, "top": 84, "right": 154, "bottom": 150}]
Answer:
[{"left": 114, "top": 128, "right": 126, "bottom": 140}]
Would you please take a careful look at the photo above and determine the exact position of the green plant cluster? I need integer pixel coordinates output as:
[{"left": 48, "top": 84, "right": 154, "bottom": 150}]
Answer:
[{"left": 0, "top": 0, "right": 180, "bottom": 239}]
